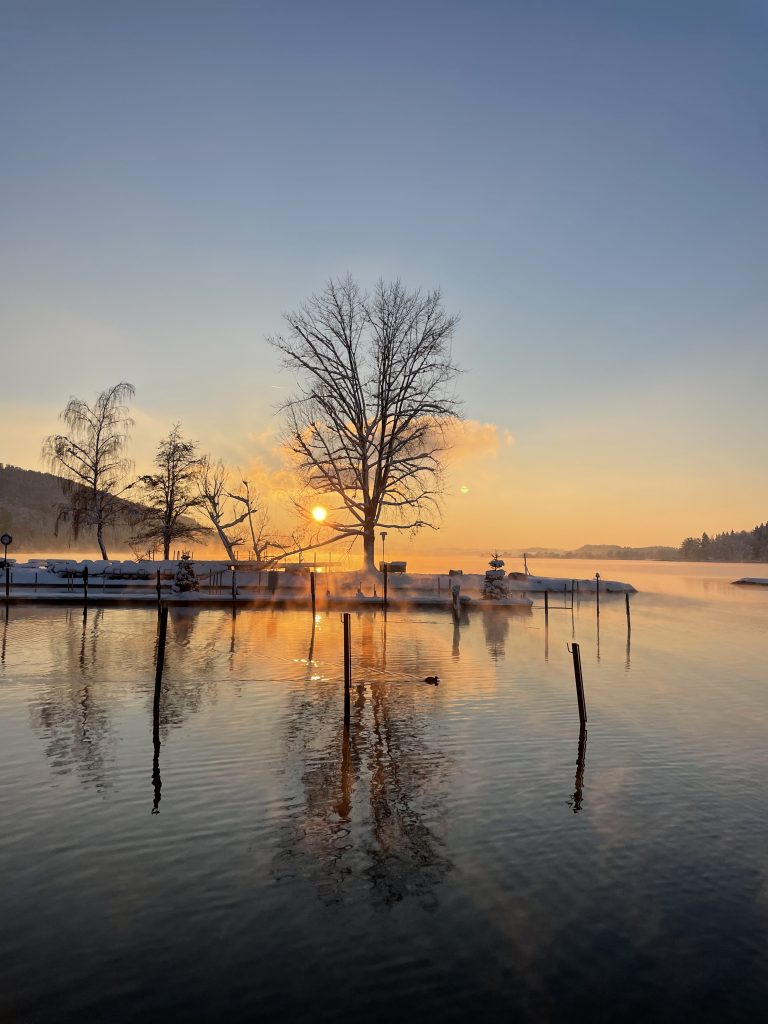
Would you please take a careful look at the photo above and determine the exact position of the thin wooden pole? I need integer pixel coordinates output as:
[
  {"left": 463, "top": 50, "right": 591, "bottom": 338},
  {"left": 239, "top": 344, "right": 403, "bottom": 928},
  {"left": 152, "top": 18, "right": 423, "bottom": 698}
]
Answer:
[
  {"left": 156, "top": 569, "right": 161, "bottom": 607},
  {"left": 310, "top": 571, "right": 316, "bottom": 615},
  {"left": 83, "top": 565, "right": 88, "bottom": 609},
  {"left": 544, "top": 590, "right": 549, "bottom": 623},
  {"left": 568, "top": 642, "right": 588, "bottom": 727},
  {"left": 595, "top": 573, "right": 600, "bottom": 618},
  {"left": 383, "top": 563, "right": 388, "bottom": 609},
  {"left": 625, "top": 592, "right": 631, "bottom": 628},
  {"left": 343, "top": 612, "right": 351, "bottom": 725}
]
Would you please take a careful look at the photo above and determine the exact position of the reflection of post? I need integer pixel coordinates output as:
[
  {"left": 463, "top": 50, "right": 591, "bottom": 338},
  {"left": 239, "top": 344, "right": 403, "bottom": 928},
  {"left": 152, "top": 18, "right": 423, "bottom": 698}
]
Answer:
[
  {"left": 310, "top": 571, "right": 316, "bottom": 616},
  {"left": 571, "top": 727, "right": 587, "bottom": 812},
  {"left": 152, "top": 607, "right": 168, "bottom": 814},
  {"left": 544, "top": 616, "right": 549, "bottom": 663},
  {"left": 343, "top": 612, "right": 351, "bottom": 726},
  {"left": 335, "top": 723, "right": 353, "bottom": 820},
  {"left": 451, "top": 582, "right": 461, "bottom": 622},
  {"left": 452, "top": 617, "right": 461, "bottom": 660},
  {"left": 596, "top": 613, "right": 601, "bottom": 663},
  {"left": 1, "top": 605, "right": 8, "bottom": 664},
  {"left": 230, "top": 606, "right": 237, "bottom": 657}
]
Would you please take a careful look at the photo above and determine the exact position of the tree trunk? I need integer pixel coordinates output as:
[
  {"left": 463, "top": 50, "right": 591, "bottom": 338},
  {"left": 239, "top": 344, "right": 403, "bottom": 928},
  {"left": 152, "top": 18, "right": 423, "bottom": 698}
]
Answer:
[
  {"left": 163, "top": 536, "right": 171, "bottom": 559},
  {"left": 97, "top": 521, "right": 108, "bottom": 560},
  {"left": 363, "top": 526, "right": 376, "bottom": 572},
  {"left": 213, "top": 523, "right": 235, "bottom": 561}
]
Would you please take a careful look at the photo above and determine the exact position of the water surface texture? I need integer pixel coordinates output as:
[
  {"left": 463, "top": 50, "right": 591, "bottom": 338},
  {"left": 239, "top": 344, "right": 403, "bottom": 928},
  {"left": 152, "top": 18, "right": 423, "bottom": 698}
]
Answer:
[{"left": 1, "top": 560, "right": 767, "bottom": 1022}]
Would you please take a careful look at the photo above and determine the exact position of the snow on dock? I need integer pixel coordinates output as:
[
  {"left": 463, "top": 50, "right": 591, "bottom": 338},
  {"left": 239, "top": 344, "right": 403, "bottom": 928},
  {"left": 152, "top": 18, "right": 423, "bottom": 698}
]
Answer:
[{"left": 1, "top": 557, "right": 637, "bottom": 608}]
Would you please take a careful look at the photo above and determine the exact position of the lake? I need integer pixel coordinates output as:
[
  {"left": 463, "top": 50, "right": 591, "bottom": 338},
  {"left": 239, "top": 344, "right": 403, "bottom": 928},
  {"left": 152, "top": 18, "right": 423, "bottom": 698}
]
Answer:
[{"left": 1, "top": 559, "right": 767, "bottom": 1021}]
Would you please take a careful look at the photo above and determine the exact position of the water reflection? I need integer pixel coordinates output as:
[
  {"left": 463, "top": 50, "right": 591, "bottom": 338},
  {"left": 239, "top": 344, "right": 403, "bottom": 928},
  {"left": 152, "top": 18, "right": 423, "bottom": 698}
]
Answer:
[
  {"left": 1, "top": 605, "right": 8, "bottom": 665},
  {"left": 276, "top": 611, "right": 452, "bottom": 908},
  {"left": 32, "top": 608, "right": 115, "bottom": 790},
  {"left": 482, "top": 608, "right": 509, "bottom": 660},
  {"left": 568, "top": 728, "right": 588, "bottom": 813},
  {"left": 151, "top": 608, "right": 168, "bottom": 814}
]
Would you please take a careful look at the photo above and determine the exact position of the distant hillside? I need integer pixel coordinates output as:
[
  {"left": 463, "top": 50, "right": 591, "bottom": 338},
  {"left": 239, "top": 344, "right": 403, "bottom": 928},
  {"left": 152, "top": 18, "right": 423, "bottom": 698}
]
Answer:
[{"left": 0, "top": 464, "right": 139, "bottom": 556}]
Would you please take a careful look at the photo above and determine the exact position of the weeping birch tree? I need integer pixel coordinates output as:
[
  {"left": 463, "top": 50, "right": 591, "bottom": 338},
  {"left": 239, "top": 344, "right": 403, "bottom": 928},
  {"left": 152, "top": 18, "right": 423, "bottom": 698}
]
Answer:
[
  {"left": 270, "top": 277, "right": 461, "bottom": 571},
  {"left": 42, "top": 381, "right": 135, "bottom": 559}
]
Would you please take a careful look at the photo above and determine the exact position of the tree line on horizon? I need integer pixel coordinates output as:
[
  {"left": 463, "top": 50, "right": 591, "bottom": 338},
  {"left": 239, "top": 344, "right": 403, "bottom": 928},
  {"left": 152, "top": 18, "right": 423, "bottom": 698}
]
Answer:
[{"left": 679, "top": 524, "right": 768, "bottom": 563}]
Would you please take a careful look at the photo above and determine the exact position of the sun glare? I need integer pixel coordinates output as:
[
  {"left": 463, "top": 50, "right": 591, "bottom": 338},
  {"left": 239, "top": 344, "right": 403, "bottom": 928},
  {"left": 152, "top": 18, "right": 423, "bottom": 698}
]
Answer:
[{"left": 312, "top": 505, "right": 328, "bottom": 522}]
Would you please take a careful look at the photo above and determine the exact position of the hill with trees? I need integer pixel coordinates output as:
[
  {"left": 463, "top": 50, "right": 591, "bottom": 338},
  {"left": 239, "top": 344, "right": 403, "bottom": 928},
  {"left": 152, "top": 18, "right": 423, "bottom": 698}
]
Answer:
[
  {"left": 680, "top": 524, "right": 768, "bottom": 562},
  {"left": 0, "top": 464, "right": 139, "bottom": 555}
]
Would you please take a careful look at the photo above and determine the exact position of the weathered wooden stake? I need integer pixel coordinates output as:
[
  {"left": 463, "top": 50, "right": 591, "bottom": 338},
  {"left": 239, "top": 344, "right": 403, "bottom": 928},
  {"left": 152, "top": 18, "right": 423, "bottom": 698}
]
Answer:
[
  {"left": 595, "top": 572, "right": 600, "bottom": 618},
  {"left": 568, "top": 642, "right": 588, "bottom": 727},
  {"left": 310, "top": 571, "right": 316, "bottom": 615},
  {"left": 544, "top": 590, "right": 549, "bottom": 623},
  {"left": 83, "top": 565, "right": 88, "bottom": 608},
  {"left": 156, "top": 569, "right": 161, "bottom": 607},
  {"left": 625, "top": 592, "right": 631, "bottom": 627},
  {"left": 343, "top": 612, "right": 351, "bottom": 725}
]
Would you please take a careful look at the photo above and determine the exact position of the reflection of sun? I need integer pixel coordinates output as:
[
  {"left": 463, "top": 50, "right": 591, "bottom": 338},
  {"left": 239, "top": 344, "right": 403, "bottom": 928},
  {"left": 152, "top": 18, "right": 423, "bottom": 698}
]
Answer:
[
  {"left": 460, "top": 484, "right": 469, "bottom": 494},
  {"left": 312, "top": 505, "right": 328, "bottom": 522}
]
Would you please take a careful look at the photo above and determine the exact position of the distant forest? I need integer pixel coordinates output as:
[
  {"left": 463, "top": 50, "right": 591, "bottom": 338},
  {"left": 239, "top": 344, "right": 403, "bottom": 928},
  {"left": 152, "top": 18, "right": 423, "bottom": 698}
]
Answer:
[
  {"left": 679, "top": 523, "right": 768, "bottom": 563},
  {"left": 533, "top": 523, "right": 768, "bottom": 563}
]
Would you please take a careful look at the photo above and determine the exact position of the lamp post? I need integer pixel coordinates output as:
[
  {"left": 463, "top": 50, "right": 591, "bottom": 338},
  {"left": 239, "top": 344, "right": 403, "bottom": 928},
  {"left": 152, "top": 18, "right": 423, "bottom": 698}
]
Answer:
[{"left": 380, "top": 531, "right": 388, "bottom": 569}]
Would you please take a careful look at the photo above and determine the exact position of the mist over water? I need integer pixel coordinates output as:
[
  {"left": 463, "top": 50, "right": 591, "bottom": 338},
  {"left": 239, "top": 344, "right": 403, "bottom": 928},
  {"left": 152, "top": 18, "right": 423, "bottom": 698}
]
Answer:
[{"left": 1, "top": 561, "right": 767, "bottom": 1021}]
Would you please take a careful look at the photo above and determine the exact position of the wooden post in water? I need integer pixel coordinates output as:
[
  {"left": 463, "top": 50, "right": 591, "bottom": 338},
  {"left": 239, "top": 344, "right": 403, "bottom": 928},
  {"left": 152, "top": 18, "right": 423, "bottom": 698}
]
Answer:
[
  {"left": 310, "top": 571, "right": 316, "bottom": 616},
  {"left": 156, "top": 569, "right": 161, "bottom": 607},
  {"left": 625, "top": 592, "right": 631, "bottom": 627},
  {"left": 544, "top": 590, "right": 549, "bottom": 624},
  {"left": 595, "top": 572, "right": 600, "bottom": 618},
  {"left": 568, "top": 642, "right": 588, "bottom": 728},
  {"left": 343, "top": 612, "right": 351, "bottom": 725},
  {"left": 83, "top": 565, "right": 88, "bottom": 608},
  {"left": 383, "top": 563, "right": 388, "bottom": 609}
]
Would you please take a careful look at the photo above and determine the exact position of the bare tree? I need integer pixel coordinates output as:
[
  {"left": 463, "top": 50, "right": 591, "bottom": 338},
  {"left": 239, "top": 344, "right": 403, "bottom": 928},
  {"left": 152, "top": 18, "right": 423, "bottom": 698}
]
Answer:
[
  {"left": 42, "top": 382, "right": 135, "bottom": 559},
  {"left": 270, "top": 277, "right": 461, "bottom": 571},
  {"left": 197, "top": 459, "right": 270, "bottom": 561},
  {"left": 131, "top": 424, "right": 207, "bottom": 559}
]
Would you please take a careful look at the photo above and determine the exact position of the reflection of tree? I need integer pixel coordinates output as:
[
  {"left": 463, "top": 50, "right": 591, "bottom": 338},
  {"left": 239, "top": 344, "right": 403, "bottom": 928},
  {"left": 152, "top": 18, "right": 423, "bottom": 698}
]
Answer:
[
  {"left": 26, "top": 605, "right": 220, "bottom": 794},
  {"left": 482, "top": 608, "right": 509, "bottom": 661},
  {"left": 275, "top": 611, "right": 452, "bottom": 908},
  {"left": 32, "top": 608, "right": 116, "bottom": 790},
  {"left": 155, "top": 608, "right": 219, "bottom": 735}
]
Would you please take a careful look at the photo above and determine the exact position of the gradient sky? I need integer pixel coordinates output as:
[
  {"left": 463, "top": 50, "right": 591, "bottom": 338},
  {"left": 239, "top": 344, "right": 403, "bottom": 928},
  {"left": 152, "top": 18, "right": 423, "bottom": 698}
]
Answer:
[{"left": 1, "top": 0, "right": 766, "bottom": 552}]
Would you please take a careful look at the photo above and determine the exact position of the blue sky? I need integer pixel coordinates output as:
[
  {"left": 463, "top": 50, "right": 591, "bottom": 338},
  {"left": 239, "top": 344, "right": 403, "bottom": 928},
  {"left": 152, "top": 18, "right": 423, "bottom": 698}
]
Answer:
[{"left": 1, "top": 0, "right": 766, "bottom": 547}]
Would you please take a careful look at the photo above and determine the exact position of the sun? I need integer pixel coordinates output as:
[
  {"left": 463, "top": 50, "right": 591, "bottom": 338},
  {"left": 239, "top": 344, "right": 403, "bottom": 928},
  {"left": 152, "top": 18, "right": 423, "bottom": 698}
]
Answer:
[{"left": 311, "top": 505, "right": 328, "bottom": 522}]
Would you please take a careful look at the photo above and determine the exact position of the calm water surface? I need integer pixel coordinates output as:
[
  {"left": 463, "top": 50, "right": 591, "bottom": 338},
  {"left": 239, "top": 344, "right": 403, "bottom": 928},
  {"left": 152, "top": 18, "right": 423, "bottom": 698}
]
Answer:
[{"left": 1, "top": 560, "right": 767, "bottom": 1022}]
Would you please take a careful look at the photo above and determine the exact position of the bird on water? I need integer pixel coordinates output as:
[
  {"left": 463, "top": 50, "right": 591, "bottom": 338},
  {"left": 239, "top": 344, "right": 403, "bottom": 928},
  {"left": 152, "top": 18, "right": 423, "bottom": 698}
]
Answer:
[{"left": 423, "top": 676, "right": 439, "bottom": 685}]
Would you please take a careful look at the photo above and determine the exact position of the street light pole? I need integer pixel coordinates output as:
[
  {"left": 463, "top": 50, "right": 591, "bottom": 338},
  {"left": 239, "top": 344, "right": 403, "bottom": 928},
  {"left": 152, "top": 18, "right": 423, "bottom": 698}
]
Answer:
[{"left": 380, "top": 531, "right": 387, "bottom": 570}]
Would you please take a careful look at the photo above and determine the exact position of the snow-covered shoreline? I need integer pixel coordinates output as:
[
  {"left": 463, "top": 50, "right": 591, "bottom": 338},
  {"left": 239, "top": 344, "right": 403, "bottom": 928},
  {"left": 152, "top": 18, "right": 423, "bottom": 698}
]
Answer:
[{"left": 0, "top": 557, "right": 635, "bottom": 608}]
